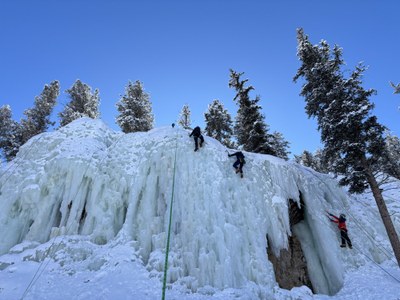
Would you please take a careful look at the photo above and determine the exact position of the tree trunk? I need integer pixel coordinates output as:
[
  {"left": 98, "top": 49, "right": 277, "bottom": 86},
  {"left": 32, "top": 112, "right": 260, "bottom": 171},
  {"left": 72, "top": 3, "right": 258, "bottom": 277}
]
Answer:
[{"left": 364, "top": 162, "right": 400, "bottom": 267}]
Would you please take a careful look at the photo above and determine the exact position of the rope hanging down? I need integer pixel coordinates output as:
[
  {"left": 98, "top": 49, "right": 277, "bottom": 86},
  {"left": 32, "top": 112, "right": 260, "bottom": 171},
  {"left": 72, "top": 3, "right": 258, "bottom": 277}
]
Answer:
[
  {"left": 296, "top": 165, "right": 400, "bottom": 283},
  {"left": 352, "top": 245, "right": 400, "bottom": 284},
  {"left": 162, "top": 132, "right": 179, "bottom": 300},
  {"left": 297, "top": 165, "right": 396, "bottom": 263}
]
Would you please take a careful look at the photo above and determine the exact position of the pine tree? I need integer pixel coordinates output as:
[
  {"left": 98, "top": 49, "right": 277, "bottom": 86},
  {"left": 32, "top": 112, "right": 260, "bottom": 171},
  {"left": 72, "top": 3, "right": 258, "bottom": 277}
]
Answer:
[
  {"left": 59, "top": 80, "right": 100, "bottom": 127},
  {"left": 0, "top": 105, "right": 21, "bottom": 161},
  {"left": 0, "top": 81, "right": 59, "bottom": 161},
  {"left": 204, "top": 99, "right": 233, "bottom": 147},
  {"left": 116, "top": 80, "right": 154, "bottom": 133},
  {"left": 294, "top": 150, "right": 315, "bottom": 168},
  {"left": 294, "top": 28, "right": 400, "bottom": 266},
  {"left": 294, "top": 149, "right": 329, "bottom": 173},
  {"left": 229, "top": 69, "right": 274, "bottom": 155},
  {"left": 294, "top": 150, "right": 327, "bottom": 173},
  {"left": 20, "top": 81, "right": 60, "bottom": 143},
  {"left": 383, "top": 132, "right": 400, "bottom": 180},
  {"left": 178, "top": 104, "right": 191, "bottom": 129},
  {"left": 270, "top": 131, "right": 290, "bottom": 160},
  {"left": 313, "top": 148, "right": 330, "bottom": 173}
]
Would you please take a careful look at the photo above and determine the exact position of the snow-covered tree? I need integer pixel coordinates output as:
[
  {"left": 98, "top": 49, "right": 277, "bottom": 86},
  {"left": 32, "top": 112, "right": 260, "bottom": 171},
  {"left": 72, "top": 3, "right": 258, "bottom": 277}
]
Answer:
[
  {"left": 313, "top": 148, "right": 330, "bottom": 173},
  {"left": 382, "top": 132, "right": 400, "bottom": 180},
  {"left": 269, "top": 131, "right": 290, "bottom": 160},
  {"left": 116, "top": 80, "right": 154, "bottom": 133},
  {"left": 0, "top": 81, "right": 59, "bottom": 161},
  {"left": 20, "top": 81, "right": 60, "bottom": 143},
  {"left": 229, "top": 69, "right": 274, "bottom": 155},
  {"left": 295, "top": 149, "right": 329, "bottom": 173},
  {"left": 59, "top": 80, "right": 100, "bottom": 127},
  {"left": 294, "top": 28, "right": 400, "bottom": 266},
  {"left": 204, "top": 99, "right": 234, "bottom": 148},
  {"left": 178, "top": 104, "right": 191, "bottom": 129},
  {"left": 294, "top": 150, "right": 314, "bottom": 167},
  {"left": 0, "top": 105, "right": 21, "bottom": 161}
]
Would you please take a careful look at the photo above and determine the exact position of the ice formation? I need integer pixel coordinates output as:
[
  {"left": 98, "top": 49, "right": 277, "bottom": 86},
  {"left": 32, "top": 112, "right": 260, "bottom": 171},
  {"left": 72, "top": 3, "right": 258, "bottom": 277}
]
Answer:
[{"left": 0, "top": 118, "right": 397, "bottom": 298}]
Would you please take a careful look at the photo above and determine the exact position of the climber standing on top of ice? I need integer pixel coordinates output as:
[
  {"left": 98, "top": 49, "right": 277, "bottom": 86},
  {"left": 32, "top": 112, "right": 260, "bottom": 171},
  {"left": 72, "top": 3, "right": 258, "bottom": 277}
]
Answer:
[
  {"left": 327, "top": 212, "right": 352, "bottom": 249},
  {"left": 189, "top": 126, "right": 204, "bottom": 152},
  {"left": 228, "top": 151, "right": 246, "bottom": 178}
]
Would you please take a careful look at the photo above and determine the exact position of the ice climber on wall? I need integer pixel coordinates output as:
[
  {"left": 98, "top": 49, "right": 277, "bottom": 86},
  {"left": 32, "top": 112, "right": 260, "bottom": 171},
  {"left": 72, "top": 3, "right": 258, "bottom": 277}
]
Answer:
[
  {"left": 327, "top": 212, "right": 353, "bottom": 249},
  {"left": 228, "top": 151, "right": 246, "bottom": 178},
  {"left": 189, "top": 126, "right": 204, "bottom": 152}
]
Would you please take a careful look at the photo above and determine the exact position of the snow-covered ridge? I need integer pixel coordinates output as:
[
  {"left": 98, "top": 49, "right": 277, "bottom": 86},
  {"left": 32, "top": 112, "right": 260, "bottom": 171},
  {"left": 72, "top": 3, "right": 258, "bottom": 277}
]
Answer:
[{"left": 0, "top": 118, "right": 398, "bottom": 299}]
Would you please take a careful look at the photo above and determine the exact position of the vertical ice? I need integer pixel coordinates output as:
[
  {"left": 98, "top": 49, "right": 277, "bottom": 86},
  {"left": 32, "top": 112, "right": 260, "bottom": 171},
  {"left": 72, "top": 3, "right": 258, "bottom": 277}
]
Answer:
[{"left": 0, "top": 118, "right": 394, "bottom": 296}]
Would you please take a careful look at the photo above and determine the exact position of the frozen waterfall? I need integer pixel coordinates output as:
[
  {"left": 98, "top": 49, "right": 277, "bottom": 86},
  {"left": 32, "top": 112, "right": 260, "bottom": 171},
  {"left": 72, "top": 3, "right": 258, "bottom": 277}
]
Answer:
[{"left": 0, "top": 118, "right": 394, "bottom": 297}]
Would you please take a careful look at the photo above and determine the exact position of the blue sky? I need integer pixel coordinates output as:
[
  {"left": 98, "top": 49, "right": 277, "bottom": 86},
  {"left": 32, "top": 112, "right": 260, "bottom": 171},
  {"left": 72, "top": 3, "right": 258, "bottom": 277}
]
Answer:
[{"left": 1, "top": 0, "right": 399, "bottom": 156}]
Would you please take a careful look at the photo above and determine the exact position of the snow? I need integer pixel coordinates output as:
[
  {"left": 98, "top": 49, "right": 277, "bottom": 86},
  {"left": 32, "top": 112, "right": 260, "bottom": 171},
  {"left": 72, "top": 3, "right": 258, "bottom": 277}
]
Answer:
[{"left": 0, "top": 118, "right": 399, "bottom": 299}]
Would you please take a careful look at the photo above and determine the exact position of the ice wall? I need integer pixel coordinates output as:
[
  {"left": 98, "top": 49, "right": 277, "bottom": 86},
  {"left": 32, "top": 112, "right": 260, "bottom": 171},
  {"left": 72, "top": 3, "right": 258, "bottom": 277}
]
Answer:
[{"left": 0, "top": 118, "right": 390, "bottom": 296}]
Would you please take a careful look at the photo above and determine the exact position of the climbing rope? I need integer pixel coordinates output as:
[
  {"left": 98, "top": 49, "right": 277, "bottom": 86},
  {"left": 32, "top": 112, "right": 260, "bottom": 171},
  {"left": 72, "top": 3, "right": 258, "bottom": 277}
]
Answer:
[
  {"left": 295, "top": 165, "right": 397, "bottom": 264},
  {"left": 352, "top": 244, "right": 400, "bottom": 284},
  {"left": 162, "top": 131, "right": 179, "bottom": 300}
]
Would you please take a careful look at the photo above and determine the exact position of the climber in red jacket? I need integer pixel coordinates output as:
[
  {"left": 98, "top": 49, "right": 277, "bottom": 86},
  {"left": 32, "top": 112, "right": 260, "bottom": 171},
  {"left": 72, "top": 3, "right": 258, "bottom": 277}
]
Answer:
[{"left": 327, "top": 212, "right": 353, "bottom": 249}]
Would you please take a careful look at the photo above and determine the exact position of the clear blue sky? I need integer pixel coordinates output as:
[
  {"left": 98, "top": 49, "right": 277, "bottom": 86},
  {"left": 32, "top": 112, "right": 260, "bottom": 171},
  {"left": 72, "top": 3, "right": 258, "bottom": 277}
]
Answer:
[{"left": 1, "top": 0, "right": 399, "bottom": 156}]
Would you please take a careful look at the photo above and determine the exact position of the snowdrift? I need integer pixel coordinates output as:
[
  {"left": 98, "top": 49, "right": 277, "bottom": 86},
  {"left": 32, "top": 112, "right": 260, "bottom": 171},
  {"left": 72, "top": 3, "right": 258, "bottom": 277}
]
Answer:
[{"left": 0, "top": 118, "right": 398, "bottom": 299}]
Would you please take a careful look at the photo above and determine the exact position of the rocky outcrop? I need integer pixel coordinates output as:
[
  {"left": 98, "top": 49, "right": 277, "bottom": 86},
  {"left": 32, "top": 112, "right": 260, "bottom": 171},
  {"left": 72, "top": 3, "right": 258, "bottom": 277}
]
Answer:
[{"left": 267, "top": 198, "right": 314, "bottom": 292}]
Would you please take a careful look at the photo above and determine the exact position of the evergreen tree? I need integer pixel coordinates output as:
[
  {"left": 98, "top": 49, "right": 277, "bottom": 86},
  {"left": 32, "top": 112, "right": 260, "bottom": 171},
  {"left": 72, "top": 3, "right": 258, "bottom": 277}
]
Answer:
[
  {"left": 20, "top": 81, "right": 60, "bottom": 143},
  {"left": 0, "top": 105, "right": 13, "bottom": 150},
  {"left": 313, "top": 148, "right": 330, "bottom": 173},
  {"left": 178, "top": 104, "right": 191, "bottom": 129},
  {"left": 270, "top": 131, "right": 290, "bottom": 160},
  {"left": 204, "top": 99, "right": 233, "bottom": 147},
  {"left": 383, "top": 132, "right": 400, "bottom": 180},
  {"left": 294, "top": 28, "right": 400, "bottom": 266},
  {"left": 0, "top": 105, "right": 21, "bottom": 161},
  {"left": 294, "top": 149, "right": 328, "bottom": 173},
  {"left": 294, "top": 150, "right": 316, "bottom": 168},
  {"left": 0, "top": 81, "right": 59, "bottom": 161},
  {"left": 116, "top": 80, "right": 154, "bottom": 133},
  {"left": 59, "top": 80, "right": 100, "bottom": 127},
  {"left": 229, "top": 69, "right": 274, "bottom": 155}
]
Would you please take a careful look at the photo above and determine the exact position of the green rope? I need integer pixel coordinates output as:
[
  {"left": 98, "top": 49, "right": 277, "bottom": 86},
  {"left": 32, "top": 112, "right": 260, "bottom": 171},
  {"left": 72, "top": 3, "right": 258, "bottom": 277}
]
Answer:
[{"left": 162, "top": 133, "right": 179, "bottom": 300}]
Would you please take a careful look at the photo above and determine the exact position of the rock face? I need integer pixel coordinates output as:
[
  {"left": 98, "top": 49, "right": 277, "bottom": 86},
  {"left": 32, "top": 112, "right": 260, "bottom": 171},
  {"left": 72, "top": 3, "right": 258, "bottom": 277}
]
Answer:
[
  {"left": 267, "top": 198, "right": 314, "bottom": 292},
  {"left": 268, "top": 234, "right": 313, "bottom": 291}
]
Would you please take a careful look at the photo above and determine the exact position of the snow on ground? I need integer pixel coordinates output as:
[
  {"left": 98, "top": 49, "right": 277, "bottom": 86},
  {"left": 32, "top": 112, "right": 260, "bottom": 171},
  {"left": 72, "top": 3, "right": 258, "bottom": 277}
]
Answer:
[{"left": 0, "top": 118, "right": 399, "bottom": 299}]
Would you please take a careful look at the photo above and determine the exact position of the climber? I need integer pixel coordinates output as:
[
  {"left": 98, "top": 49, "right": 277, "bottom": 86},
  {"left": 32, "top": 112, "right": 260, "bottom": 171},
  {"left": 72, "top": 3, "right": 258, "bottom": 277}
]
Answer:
[
  {"left": 327, "top": 212, "right": 352, "bottom": 249},
  {"left": 228, "top": 151, "right": 246, "bottom": 178},
  {"left": 189, "top": 126, "right": 204, "bottom": 152}
]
